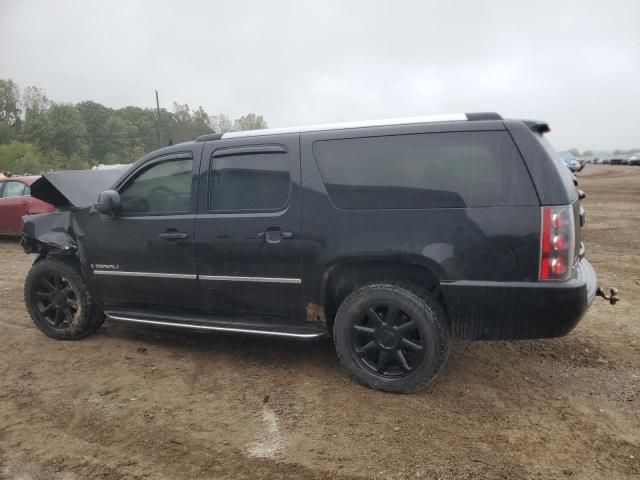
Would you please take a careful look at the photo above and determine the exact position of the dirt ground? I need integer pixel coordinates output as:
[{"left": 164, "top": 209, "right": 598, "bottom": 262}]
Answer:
[{"left": 1, "top": 165, "right": 638, "bottom": 479}]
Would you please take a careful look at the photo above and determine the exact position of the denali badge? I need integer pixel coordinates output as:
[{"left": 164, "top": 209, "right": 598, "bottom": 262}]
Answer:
[{"left": 94, "top": 264, "right": 120, "bottom": 270}]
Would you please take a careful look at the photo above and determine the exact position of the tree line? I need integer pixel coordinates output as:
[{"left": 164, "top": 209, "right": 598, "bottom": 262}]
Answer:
[{"left": 0, "top": 78, "right": 267, "bottom": 174}]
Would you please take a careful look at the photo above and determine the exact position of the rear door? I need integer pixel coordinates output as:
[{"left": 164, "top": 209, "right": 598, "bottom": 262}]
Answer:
[
  {"left": 79, "top": 147, "right": 203, "bottom": 314},
  {"left": 195, "top": 134, "right": 303, "bottom": 319}
]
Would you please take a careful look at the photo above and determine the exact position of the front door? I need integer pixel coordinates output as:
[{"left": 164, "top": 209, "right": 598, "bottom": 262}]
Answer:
[
  {"left": 194, "top": 134, "right": 303, "bottom": 319},
  {"left": 78, "top": 149, "right": 202, "bottom": 314}
]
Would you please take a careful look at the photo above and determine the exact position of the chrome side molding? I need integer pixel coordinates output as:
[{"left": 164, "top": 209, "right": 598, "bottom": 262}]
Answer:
[
  {"left": 93, "top": 271, "right": 301, "bottom": 284},
  {"left": 106, "top": 315, "right": 326, "bottom": 339},
  {"left": 199, "top": 275, "right": 301, "bottom": 284},
  {"left": 94, "top": 271, "right": 197, "bottom": 279}
]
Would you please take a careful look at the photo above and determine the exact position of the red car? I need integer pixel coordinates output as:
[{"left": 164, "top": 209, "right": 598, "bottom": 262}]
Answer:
[{"left": 0, "top": 176, "right": 56, "bottom": 235}]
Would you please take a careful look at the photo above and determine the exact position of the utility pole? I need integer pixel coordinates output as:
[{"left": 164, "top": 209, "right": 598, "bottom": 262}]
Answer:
[{"left": 155, "top": 90, "right": 163, "bottom": 148}]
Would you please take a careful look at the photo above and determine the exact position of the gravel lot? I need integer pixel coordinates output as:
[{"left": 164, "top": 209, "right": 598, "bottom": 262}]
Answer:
[{"left": 1, "top": 165, "right": 638, "bottom": 479}]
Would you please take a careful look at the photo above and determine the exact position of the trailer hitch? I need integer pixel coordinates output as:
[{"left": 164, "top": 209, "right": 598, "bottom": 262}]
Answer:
[{"left": 596, "top": 287, "right": 619, "bottom": 305}]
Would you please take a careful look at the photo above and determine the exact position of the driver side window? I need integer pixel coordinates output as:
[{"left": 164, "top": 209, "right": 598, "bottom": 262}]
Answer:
[{"left": 119, "top": 159, "right": 193, "bottom": 215}]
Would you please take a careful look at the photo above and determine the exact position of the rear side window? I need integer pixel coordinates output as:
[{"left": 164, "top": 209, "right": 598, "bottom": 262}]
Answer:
[
  {"left": 1, "top": 181, "right": 27, "bottom": 198},
  {"left": 313, "top": 131, "right": 538, "bottom": 209},
  {"left": 536, "top": 134, "right": 578, "bottom": 202},
  {"left": 209, "top": 152, "right": 290, "bottom": 212}
]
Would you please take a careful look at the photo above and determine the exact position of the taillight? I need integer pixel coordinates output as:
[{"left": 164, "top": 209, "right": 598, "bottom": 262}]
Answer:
[{"left": 539, "top": 206, "right": 575, "bottom": 281}]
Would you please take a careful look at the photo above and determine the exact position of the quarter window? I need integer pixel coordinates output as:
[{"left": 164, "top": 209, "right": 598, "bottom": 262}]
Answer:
[
  {"left": 119, "top": 159, "right": 193, "bottom": 214},
  {"left": 313, "top": 131, "right": 538, "bottom": 209},
  {"left": 1, "top": 181, "right": 26, "bottom": 198},
  {"left": 209, "top": 152, "right": 290, "bottom": 212}
]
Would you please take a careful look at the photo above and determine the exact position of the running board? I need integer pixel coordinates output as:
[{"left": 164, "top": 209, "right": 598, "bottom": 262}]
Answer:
[{"left": 105, "top": 312, "right": 328, "bottom": 340}]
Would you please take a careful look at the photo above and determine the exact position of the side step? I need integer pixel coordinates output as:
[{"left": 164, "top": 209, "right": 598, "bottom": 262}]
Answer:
[{"left": 105, "top": 310, "right": 328, "bottom": 340}]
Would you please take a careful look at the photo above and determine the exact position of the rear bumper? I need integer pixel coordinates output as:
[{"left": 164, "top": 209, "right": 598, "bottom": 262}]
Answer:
[{"left": 441, "top": 259, "right": 598, "bottom": 340}]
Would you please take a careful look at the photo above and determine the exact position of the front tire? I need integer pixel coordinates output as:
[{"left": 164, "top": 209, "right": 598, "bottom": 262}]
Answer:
[
  {"left": 24, "top": 258, "right": 104, "bottom": 340},
  {"left": 333, "top": 283, "right": 450, "bottom": 393}
]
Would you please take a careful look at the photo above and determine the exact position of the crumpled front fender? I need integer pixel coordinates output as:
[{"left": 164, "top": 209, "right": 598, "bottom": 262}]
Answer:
[{"left": 21, "top": 211, "right": 76, "bottom": 253}]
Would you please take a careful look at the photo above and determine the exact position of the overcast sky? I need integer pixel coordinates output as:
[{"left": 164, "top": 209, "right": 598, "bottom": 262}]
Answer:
[{"left": 1, "top": 0, "right": 639, "bottom": 151}]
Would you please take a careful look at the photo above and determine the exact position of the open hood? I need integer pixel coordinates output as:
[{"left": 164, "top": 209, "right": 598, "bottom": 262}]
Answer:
[{"left": 30, "top": 168, "right": 127, "bottom": 208}]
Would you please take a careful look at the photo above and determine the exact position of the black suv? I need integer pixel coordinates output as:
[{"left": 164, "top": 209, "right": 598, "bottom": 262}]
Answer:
[{"left": 22, "top": 112, "right": 607, "bottom": 393}]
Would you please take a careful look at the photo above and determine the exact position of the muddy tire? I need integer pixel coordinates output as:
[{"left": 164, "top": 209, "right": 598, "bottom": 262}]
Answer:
[
  {"left": 24, "top": 258, "right": 104, "bottom": 340},
  {"left": 333, "top": 283, "right": 450, "bottom": 393}
]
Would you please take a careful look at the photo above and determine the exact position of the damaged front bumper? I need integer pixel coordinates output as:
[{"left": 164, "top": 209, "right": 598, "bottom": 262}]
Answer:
[{"left": 21, "top": 211, "right": 76, "bottom": 253}]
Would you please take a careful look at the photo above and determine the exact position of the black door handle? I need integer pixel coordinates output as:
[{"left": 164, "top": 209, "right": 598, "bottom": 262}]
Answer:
[
  {"left": 158, "top": 232, "right": 188, "bottom": 241},
  {"left": 258, "top": 229, "right": 293, "bottom": 244}
]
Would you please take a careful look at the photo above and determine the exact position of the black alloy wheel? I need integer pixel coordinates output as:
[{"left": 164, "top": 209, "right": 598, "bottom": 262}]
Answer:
[
  {"left": 333, "top": 283, "right": 450, "bottom": 393},
  {"left": 352, "top": 303, "right": 425, "bottom": 377},
  {"left": 25, "top": 258, "right": 105, "bottom": 340},
  {"left": 34, "top": 272, "right": 78, "bottom": 329}
]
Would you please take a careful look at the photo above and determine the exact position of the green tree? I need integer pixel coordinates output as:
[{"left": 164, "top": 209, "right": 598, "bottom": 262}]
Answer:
[
  {"left": 0, "top": 141, "right": 44, "bottom": 174},
  {"left": 115, "top": 106, "right": 158, "bottom": 152},
  {"left": 45, "top": 104, "right": 89, "bottom": 158},
  {"left": 21, "top": 85, "right": 50, "bottom": 115},
  {"left": 193, "top": 106, "right": 212, "bottom": 137},
  {"left": 0, "top": 79, "right": 21, "bottom": 125},
  {"left": 76, "top": 100, "right": 113, "bottom": 161},
  {"left": 582, "top": 150, "right": 593, "bottom": 157},
  {"left": 1, "top": 78, "right": 270, "bottom": 169},
  {"left": 166, "top": 103, "right": 213, "bottom": 144},
  {"left": 0, "top": 79, "right": 21, "bottom": 143},
  {"left": 169, "top": 102, "right": 193, "bottom": 144},
  {"left": 210, "top": 113, "right": 233, "bottom": 133},
  {"left": 104, "top": 116, "right": 139, "bottom": 152},
  {"left": 21, "top": 86, "right": 52, "bottom": 151},
  {"left": 233, "top": 113, "right": 267, "bottom": 131}
]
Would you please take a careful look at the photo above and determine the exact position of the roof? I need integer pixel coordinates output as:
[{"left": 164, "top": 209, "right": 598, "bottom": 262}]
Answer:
[
  {"left": 196, "top": 112, "right": 503, "bottom": 142},
  {"left": 1, "top": 175, "right": 41, "bottom": 185}
]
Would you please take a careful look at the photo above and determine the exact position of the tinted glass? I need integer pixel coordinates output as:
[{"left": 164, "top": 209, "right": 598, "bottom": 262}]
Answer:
[
  {"left": 536, "top": 133, "right": 578, "bottom": 202},
  {"left": 313, "top": 131, "right": 538, "bottom": 209},
  {"left": 209, "top": 153, "right": 290, "bottom": 211},
  {"left": 120, "top": 159, "right": 192, "bottom": 214},
  {"left": 2, "top": 181, "right": 26, "bottom": 198}
]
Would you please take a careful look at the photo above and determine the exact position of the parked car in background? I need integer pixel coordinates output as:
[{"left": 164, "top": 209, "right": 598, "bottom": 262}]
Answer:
[
  {"left": 560, "top": 153, "right": 583, "bottom": 172},
  {"left": 598, "top": 157, "right": 611, "bottom": 164},
  {"left": 0, "top": 176, "right": 56, "bottom": 235},
  {"left": 609, "top": 155, "right": 625, "bottom": 165},
  {"left": 629, "top": 155, "right": 640, "bottom": 166}
]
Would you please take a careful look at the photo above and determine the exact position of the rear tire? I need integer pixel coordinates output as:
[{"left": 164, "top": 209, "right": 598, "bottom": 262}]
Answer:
[
  {"left": 333, "top": 283, "right": 450, "bottom": 393},
  {"left": 24, "top": 258, "right": 104, "bottom": 340}
]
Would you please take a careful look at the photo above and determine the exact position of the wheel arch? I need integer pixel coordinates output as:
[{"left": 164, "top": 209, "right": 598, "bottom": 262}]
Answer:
[{"left": 321, "top": 257, "right": 444, "bottom": 333}]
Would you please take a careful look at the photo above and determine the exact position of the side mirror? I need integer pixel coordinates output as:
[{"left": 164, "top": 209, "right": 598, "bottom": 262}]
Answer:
[{"left": 95, "top": 190, "right": 121, "bottom": 215}]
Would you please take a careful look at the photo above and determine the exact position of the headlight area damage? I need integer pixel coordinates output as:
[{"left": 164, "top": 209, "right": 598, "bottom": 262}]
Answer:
[{"left": 21, "top": 169, "right": 126, "bottom": 255}]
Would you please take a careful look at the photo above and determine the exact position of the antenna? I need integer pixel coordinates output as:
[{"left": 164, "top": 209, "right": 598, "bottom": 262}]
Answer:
[{"left": 155, "top": 90, "right": 163, "bottom": 148}]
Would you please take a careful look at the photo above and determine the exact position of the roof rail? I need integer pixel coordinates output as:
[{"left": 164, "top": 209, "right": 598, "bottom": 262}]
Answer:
[
  {"left": 465, "top": 112, "right": 503, "bottom": 121},
  {"left": 195, "top": 112, "right": 503, "bottom": 141},
  {"left": 195, "top": 133, "right": 223, "bottom": 142}
]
